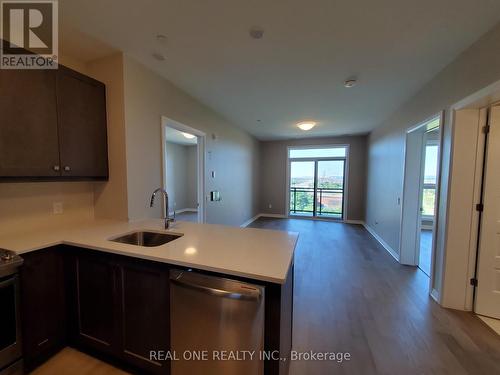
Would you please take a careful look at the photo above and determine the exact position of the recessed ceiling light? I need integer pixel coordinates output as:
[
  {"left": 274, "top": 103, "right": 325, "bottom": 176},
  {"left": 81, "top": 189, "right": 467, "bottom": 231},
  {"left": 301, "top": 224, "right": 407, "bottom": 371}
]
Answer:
[
  {"left": 297, "top": 121, "right": 316, "bottom": 131},
  {"left": 249, "top": 27, "right": 264, "bottom": 39},
  {"left": 344, "top": 78, "right": 357, "bottom": 88},
  {"left": 182, "top": 132, "right": 195, "bottom": 139}
]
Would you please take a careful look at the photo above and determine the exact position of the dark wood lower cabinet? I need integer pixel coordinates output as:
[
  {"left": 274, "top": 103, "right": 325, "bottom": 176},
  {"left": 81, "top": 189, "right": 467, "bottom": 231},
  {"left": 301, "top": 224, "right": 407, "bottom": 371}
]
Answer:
[
  {"left": 21, "top": 246, "right": 292, "bottom": 375},
  {"left": 20, "top": 247, "right": 66, "bottom": 371},
  {"left": 65, "top": 248, "right": 170, "bottom": 374},
  {"left": 118, "top": 258, "right": 170, "bottom": 374},
  {"left": 70, "top": 251, "right": 119, "bottom": 356}
]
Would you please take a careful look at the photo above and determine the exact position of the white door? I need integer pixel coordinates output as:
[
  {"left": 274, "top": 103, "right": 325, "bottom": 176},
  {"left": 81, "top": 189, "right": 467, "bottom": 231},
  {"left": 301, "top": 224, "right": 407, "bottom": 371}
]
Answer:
[{"left": 476, "top": 105, "right": 500, "bottom": 318}]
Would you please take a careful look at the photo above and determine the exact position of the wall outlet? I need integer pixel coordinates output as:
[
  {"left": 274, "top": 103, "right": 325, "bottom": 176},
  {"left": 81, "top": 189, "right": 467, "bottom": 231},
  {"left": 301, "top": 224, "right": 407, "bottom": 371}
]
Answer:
[{"left": 53, "top": 202, "right": 63, "bottom": 215}]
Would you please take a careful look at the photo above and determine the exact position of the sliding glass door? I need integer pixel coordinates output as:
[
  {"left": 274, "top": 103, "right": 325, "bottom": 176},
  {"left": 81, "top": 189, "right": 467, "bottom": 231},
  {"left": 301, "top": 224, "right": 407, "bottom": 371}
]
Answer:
[
  {"left": 290, "top": 161, "right": 315, "bottom": 216},
  {"left": 289, "top": 147, "right": 347, "bottom": 220},
  {"left": 316, "top": 160, "right": 345, "bottom": 218}
]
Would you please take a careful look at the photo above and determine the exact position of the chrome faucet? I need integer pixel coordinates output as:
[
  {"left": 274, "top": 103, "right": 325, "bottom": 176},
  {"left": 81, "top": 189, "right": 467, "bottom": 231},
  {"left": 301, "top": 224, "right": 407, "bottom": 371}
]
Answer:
[{"left": 150, "top": 188, "right": 175, "bottom": 229}]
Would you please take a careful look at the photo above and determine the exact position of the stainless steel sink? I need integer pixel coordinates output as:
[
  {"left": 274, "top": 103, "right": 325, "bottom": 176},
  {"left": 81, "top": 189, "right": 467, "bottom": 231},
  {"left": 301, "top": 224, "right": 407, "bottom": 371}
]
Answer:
[{"left": 110, "top": 231, "right": 183, "bottom": 247}]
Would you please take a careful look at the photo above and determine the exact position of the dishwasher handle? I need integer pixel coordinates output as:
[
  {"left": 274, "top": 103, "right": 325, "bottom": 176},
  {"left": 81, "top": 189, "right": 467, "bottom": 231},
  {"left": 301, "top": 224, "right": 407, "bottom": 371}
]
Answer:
[{"left": 170, "top": 271, "right": 262, "bottom": 301}]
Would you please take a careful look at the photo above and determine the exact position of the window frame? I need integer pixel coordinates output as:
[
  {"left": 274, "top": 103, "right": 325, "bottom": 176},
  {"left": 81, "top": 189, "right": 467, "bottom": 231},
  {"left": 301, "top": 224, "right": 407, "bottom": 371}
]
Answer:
[{"left": 286, "top": 144, "right": 350, "bottom": 221}]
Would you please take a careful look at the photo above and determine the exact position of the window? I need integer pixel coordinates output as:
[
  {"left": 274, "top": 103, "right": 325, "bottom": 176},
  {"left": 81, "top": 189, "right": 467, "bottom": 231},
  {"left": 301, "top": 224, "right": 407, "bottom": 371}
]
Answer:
[
  {"left": 422, "top": 144, "right": 438, "bottom": 216},
  {"left": 289, "top": 146, "right": 347, "bottom": 159},
  {"left": 288, "top": 146, "right": 347, "bottom": 219}
]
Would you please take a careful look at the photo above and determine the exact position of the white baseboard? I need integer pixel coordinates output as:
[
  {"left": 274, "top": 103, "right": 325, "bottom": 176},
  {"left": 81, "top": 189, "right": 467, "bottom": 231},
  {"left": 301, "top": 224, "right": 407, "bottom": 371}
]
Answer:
[
  {"left": 240, "top": 213, "right": 288, "bottom": 227},
  {"left": 363, "top": 224, "right": 400, "bottom": 262},
  {"left": 240, "top": 215, "right": 260, "bottom": 228},
  {"left": 344, "top": 219, "right": 364, "bottom": 225},
  {"left": 430, "top": 288, "right": 441, "bottom": 304},
  {"left": 170, "top": 208, "right": 198, "bottom": 215}
]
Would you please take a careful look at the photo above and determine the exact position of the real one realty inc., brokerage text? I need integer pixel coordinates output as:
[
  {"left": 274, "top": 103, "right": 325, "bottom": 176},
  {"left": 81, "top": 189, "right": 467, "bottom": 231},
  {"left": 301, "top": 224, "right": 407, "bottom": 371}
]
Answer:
[{"left": 150, "top": 350, "right": 351, "bottom": 363}]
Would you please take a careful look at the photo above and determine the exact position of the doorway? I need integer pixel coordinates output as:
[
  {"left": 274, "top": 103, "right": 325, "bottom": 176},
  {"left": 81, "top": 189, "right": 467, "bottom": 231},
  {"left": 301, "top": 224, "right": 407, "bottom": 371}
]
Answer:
[
  {"left": 418, "top": 128, "right": 440, "bottom": 276},
  {"left": 287, "top": 146, "right": 348, "bottom": 220},
  {"left": 161, "top": 117, "right": 206, "bottom": 223},
  {"left": 400, "top": 114, "right": 442, "bottom": 283}
]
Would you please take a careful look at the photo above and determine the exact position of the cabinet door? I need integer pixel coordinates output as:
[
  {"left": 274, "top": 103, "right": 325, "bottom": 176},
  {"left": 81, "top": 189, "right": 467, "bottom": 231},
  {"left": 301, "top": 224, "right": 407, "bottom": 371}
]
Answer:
[
  {"left": 20, "top": 248, "right": 65, "bottom": 370},
  {"left": 0, "top": 69, "right": 60, "bottom": 177},
  {"left": 56, "top": 66, "right": 108, "bottom": 178},
  {"left": 119, "top": 259, "right": 170, "bottom": 374},
  {"left": 74, "top": 252, "right": 118, "bottom": 355}
]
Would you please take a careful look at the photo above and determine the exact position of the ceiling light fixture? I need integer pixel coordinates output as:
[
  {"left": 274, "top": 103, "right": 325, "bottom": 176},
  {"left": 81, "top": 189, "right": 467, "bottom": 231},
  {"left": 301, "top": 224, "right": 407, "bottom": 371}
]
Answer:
[
  {"left": 297, "top": 121, "right": 316, "bottom": 131},
  {"left": 182, "top": 132, "right": 195, "bottom": 139},
  {"left": 344, "top": 78, "right": 357, "bottom": 88}
]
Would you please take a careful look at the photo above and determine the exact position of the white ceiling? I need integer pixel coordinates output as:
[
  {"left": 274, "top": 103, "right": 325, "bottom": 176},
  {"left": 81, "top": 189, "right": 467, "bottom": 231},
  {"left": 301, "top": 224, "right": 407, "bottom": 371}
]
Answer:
[
  {"left": 60, "top": 0, "right": 500, "bottom": 140},
  {"left": 165, "top": 126, "right": 198, "bottom": 146}
]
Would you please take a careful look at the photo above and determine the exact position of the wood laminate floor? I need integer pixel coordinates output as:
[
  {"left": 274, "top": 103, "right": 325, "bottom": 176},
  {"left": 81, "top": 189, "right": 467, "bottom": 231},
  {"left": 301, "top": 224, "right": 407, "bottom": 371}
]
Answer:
[
  {"left": 31, "top": 218, "right": 500, "bottom": 375},
  {"left": 248, "top": 218, "right": 500, "bottom": 375}
]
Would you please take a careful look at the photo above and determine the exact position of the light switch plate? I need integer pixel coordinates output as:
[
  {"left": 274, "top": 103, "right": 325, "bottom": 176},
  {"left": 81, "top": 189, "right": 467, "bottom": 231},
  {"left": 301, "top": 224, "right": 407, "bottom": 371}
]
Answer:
[{"left": 53, "top": 202, "right": 63, "bottom": 214}]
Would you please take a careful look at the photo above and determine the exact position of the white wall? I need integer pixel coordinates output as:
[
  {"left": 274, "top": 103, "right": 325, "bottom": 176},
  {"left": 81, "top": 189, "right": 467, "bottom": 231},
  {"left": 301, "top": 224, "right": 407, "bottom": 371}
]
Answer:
[
  {"left": 87, "top": 53, "right": 129, "bottom": 220},
  {"left": 259, "top": 135, "right": 368, "bottom": 221},
  {"left": 123, "top": 55, "right": 260, "bottom": 226},
  {"left": 365, "top": 23, "right": 500, "bottom": 304},
  {"left": 165, "top": 142, "right": 197, "bottom": 211}
]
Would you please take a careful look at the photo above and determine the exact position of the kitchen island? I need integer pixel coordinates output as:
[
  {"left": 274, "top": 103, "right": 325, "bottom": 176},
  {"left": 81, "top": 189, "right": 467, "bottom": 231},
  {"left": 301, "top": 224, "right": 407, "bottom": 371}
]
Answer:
[{"left": 1, "top": 219, "right": 298, "bottom": 375}]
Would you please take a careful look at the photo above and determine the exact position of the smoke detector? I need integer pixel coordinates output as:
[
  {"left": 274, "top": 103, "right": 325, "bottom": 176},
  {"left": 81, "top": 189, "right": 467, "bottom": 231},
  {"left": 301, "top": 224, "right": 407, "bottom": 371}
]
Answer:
[
  {"left": 156, "top": 34, "right": 168, "bottom": 44},
  {"left": 249, "top": 27, "right": 264, "bottom": 39},
  {"left": 152, "top": 52, "right": 166, "bottom": 61}
]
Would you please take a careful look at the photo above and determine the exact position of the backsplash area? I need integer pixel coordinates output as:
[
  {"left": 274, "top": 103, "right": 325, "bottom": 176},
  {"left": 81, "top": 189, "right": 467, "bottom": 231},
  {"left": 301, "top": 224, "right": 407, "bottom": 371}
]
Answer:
[{"left": 0, "top": 182, "right": 96, "bottom": 237}]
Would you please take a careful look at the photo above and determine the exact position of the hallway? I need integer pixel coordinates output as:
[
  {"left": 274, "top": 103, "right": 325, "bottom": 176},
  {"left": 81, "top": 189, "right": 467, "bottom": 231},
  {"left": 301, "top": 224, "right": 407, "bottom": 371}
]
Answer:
[{"left": 249, "top": 218, "right": 500, "bottom": 375}]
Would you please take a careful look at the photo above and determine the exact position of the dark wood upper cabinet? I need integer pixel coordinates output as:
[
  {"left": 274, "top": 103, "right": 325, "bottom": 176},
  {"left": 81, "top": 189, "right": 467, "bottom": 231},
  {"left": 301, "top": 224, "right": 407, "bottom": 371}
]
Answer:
[
  {"left": 56, "top": 67, "right": 108, "bottom": 178},
  {"left": 0, "top": 65, "right": 108, "bottom": 181},
  {"left": 0, "top": 69, "right": 60, "bottom": 177}
]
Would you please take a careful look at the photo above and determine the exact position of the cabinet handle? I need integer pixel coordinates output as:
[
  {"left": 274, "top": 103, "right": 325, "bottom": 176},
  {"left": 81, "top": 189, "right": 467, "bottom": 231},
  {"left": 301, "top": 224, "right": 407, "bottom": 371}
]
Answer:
[
  {"left": 37, "top": 338, "right": 49, "bottom": 347},
  {"left": 64, "top": 166, "right": 71, "bottom": 172},
  {"left": 53, "top": 165, "right": 60, "bottom": 171}
]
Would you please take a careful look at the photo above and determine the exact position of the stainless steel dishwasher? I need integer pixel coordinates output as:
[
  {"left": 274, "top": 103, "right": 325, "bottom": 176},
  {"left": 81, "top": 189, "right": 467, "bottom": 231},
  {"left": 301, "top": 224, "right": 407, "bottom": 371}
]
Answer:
[{"left": 170, "top": 269, "right": 265, "bottom": 375}]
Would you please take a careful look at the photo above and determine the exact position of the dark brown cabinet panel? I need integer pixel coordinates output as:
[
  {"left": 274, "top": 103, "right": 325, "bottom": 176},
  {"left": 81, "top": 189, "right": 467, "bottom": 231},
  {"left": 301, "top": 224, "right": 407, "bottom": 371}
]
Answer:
[
  {"left": 56, "top": 67, "right": 108, "bottom": 178},
  {"left": 73, "top": 252, "right": 118, "bottom": 355},
  {"left": 20, "top": 247, "right": 65, "bottom": 371},
  {"left": 0, "top": 69, "right": 60, "bottom": 178},
  {"left": 119, "top": 259, "right": 170, "bottom": 374},
  {"left": 68, "top": 250, "right": 170, "bottom": 374},
  {"left": 0, "top": 65, "right": 108, "bottom": 181}
]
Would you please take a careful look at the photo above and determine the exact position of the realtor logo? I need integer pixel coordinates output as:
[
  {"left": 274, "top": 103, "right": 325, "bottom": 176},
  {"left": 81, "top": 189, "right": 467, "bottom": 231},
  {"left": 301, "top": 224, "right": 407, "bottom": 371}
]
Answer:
[{"left": 1, "top": 0, "right": 58, "bottom": 69}]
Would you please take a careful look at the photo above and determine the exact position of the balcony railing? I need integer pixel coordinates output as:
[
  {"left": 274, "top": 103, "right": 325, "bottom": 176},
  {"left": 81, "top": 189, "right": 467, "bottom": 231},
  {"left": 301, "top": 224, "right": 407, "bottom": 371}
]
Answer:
[{"left": 289, "top": 187, "right": 343, "bottom": 217}]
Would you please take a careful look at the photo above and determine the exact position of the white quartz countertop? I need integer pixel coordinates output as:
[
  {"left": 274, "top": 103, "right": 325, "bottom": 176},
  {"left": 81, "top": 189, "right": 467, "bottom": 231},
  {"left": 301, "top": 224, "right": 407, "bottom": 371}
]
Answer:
[{"left": 0, "top": 219, "right": 298, "bottom": 284}]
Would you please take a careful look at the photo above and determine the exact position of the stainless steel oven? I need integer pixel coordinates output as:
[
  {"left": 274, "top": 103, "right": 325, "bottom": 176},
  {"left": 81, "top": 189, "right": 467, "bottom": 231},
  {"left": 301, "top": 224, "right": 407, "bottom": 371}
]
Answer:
[{"left": 0, "top": 249, "right": 24, "bottom": 375}]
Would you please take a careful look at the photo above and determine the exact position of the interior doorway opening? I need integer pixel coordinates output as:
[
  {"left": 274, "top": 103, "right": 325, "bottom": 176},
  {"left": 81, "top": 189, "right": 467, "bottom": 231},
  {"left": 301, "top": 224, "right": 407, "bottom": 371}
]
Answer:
[
  {"left": 419, "top": 128, "right": 440, "bottom": 276},
  {"left": 287, "top": 146, "right": 348, "bottom": 220},
  {"left": 400, "top": 115, "right": 442, "bottom": 285},
  {"left": 161, "top": 117, "right": 206, "bottom": 223}
]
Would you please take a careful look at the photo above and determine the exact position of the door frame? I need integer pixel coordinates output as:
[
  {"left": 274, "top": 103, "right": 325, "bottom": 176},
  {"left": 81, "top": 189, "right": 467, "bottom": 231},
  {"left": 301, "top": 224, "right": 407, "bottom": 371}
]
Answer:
[
  {"left": 285, "top": 144, "right": 350, "bottom": 221},
  {"left": 161, "top": 116, "right": 206, "bottom": 223}
]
